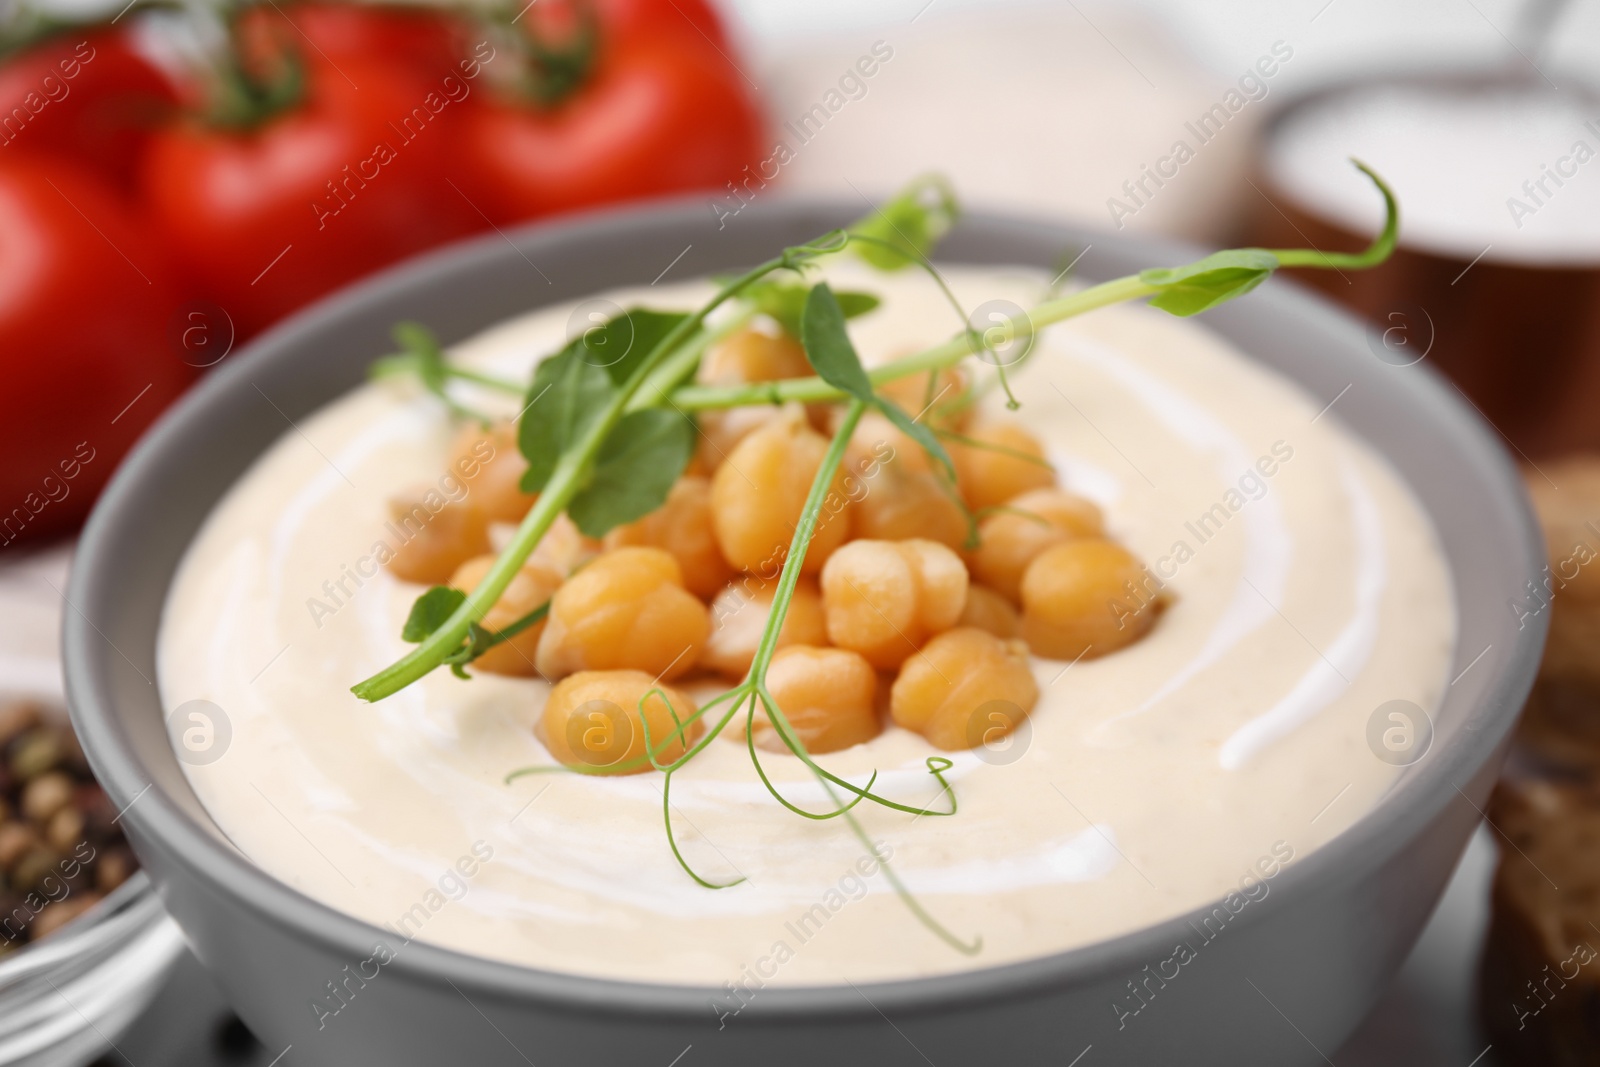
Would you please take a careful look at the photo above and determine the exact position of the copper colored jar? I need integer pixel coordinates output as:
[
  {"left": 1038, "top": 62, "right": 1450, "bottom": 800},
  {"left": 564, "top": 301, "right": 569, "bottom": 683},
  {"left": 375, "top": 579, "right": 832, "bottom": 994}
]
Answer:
[{"left": 1240, "top": 74, "right": 1600, "bottom": 458}]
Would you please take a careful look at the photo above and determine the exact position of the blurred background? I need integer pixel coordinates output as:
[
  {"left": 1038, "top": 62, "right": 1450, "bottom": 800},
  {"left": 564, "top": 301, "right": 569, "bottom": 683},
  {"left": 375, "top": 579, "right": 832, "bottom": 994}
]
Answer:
[{"left": 0, "top": 0, "right": 1596, "bottom": 1063}]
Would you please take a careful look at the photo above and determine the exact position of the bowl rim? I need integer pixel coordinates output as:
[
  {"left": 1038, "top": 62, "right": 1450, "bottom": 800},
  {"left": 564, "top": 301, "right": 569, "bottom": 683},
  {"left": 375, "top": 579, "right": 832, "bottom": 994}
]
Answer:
[{"left": 64, "top": 193, "right": 1547, "bottom": 1023}]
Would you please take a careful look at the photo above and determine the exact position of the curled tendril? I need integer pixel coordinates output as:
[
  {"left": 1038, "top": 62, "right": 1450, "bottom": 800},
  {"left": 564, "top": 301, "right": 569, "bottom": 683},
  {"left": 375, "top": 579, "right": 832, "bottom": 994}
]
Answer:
[
  {"left": 744, "top": 690, "right": 875, "bottom": 821},
  {"left": 775, "top": 230, "right": 854, "bottom": 278},
  {"left": 843, "top": 230, "right": 1024, "bottom": 409},
  {"left": 660, "top": 766, "right": 745, "bottom": 889},
  {"left": 746, "top": 686, "right": 957, "bottom": 820},
  {"left": 843, "top": 233, "right": 971, "bottom": 332},
  {"left": 637, "top": 687, "right": 690, "bottom": 773},
  {"left": 922, "top": 757, "right": 958, "bottom": 814}
]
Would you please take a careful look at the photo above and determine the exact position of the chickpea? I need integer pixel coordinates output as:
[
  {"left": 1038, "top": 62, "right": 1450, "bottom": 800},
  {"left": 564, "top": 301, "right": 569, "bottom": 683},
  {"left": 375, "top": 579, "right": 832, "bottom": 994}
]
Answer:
[
  {"left": 696, "top": 328, "right": 815, "bottom": 473},
  {"left": 604, "top": 476, "right": 733, "bottom": 600},
  {"left": 959, "top": 585, "right": 1021, "bottom": 639},
  {"left": 448, "top": 555, "right": 565, "bottom": 676},
  {"left": 878, "top": 366, "right": 972, "bottom": 431},
  {"left": 702, "top": 577, "right": 827, "bottom": 679},
  {"left": 449, "top": 421, "right": 537, "bottom": 523},
  {"left": 385, "top": 491, "right": 490, "bottom": 584},
  {"left": 851, "top": 461, "right": 968, "bottom": 550},
  {"left": 696, "top": 406, "right": 781, "bottom": 473},
  {"left": 839, "top": 408, "right": 931, "bottom": 477},
  {"left": 967, "top": 488, "right": 1104, "bottom": 602},
  {"left": 536, "top": 547, "right": 710, "bottom": 680},
  {"left": 890, "top": 628, "right": 1039, "bottom": 751},
  {"left": 743, "top": 646, "right": 881, "bottom": 754},
  {"left": 526, "top": 513, "right": 601, "bottom": 576},
  {"left": 699, "top": 325, "right": 813, "bottom": 385},
  {"left": 948, "top": 420, "right": 1056, "bottom": 512},
  {"left": 1021, "top": 539, "right": 1158, "bottom": 660},
  {"left": 541, "top": 670, "right": 700, "bottom": 775},
  {"left": 711, "top": 408, "right": 853, "bottom": 576},
  {"left": 821, "top": 539, "right": 968, "bottom": 669}
]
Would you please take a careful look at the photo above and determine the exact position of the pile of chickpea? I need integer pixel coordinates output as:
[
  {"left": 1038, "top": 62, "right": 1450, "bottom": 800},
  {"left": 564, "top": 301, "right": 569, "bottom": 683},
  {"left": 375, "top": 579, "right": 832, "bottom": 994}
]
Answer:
[{"left": 386, "top": 325, "right": 1161, "bottom": 773}]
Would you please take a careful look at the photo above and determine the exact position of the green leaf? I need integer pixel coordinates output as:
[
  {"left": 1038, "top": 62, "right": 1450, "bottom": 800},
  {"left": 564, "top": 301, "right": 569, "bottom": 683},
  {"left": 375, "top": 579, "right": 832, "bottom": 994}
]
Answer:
[
  {"left": 402, "top": 586, "right": 467, "bottom": 643},
  {"left": 558, "top": 308, "right": 690, "bottom": 386},
  {"left": 800, "top": 283, "right": 875, "bottom": 398},
  {"left": 801, "top": 283, "right": 955, "bottom": 479},
  {"left": 837, "top": 292, "right": 882, "bottom": 320},
  {"left": 518, "top": 349, "right": 616, "bottom": 493},
  {"left": 567, "top": 408, "right": 695, "bottom": 537},
  {"left": 373, "top": 322, "right": 491, "bottom": 423},
  {"left": 847, "top": 175, "right": 960, "bottom": 271},
  {"left": 743, "top": 280, "right": 880, "bottom": 338},
  {"left": 1135, "top": 164, "right": 1398, "bottom": 318},
  {"left": 1139, "top": 249, "right": 1279, "bottom": 317}
]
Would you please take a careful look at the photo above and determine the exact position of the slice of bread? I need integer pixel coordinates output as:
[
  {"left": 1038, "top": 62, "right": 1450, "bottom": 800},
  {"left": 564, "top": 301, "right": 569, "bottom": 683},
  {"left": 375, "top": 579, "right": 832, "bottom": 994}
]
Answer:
[{"left": 1479, "top": 776, "right": 1600, "bottom": 1064}]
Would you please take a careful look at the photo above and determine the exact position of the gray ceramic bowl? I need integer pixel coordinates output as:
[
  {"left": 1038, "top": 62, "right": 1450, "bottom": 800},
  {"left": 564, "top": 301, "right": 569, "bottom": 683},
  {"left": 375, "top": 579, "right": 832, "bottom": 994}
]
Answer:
[{"left": 63, "top": 197, "right": 1545, "bottom": 1066}]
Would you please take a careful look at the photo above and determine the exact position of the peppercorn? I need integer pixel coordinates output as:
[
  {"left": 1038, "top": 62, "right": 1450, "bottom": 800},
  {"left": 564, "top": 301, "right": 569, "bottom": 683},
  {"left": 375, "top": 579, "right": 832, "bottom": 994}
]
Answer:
[{"left": 0, "top": 702, "right": 140, "bottom": 946}]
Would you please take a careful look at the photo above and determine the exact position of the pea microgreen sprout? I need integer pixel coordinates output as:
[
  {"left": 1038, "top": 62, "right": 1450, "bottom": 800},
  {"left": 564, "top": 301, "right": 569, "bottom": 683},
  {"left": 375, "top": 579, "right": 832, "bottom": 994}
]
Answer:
[
  {"left": 669, "top": 158, "right": 1398, "bottom": 416},
  {"left": 352, "top": 235, "right": 855, "bottom": 701},
  {"left": 370, "top": 322, "right": 498, "bottom": 426},
  {"left": 355, "top": 160, "right": 1400, "bottom": 953}
]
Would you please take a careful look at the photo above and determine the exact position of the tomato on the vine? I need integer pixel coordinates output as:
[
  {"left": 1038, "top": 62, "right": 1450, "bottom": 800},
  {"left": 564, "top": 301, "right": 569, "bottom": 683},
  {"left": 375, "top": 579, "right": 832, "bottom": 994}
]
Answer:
[
  {"left": 0, "top": 157, "right": 189, "bottom": 546},
  {"left": 0, "top": 26, "right": 180, "bottom": 192},
  {"left": 235, "top": 2, "right": 477, "bottom": 85},
  {"left": 459, "top": 21, "right": 762, "bottom": 223},
  {"left": 140, "top": 52, "right": 485, "bottom": 338},
  {"left": 525, "top": 0, "right": 731, "bottom": 50}
]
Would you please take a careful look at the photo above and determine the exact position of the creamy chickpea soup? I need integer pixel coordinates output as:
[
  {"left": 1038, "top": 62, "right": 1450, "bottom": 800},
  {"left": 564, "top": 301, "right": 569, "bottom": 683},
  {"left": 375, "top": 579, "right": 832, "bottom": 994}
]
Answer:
[{"left": 158, "top": 261, "right": 1455, "bottom": 986}]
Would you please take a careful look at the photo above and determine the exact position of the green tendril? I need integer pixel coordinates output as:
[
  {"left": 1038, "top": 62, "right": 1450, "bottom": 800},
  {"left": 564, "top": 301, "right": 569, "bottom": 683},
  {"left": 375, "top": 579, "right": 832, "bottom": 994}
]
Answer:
[
  {"left": 934, "top": 428, "right": 1058, "bottom": 470},
  {"left": 1267, "top": 159, "right": 1398, "bottom": 270},
  {"left": 743, "top": 690, "right": 875, "bottom": 821},
  {"left": 660, "top": 766, "right": 745, "bottom": 890}
]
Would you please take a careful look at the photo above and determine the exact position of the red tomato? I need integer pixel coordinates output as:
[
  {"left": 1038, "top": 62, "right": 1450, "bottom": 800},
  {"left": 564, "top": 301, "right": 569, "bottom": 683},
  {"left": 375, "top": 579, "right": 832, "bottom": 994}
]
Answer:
[
  {"left": 527, "top": 0, "right": 730, "bottom": 49},
  {"left": 460, "top": 32, "right": 762, "bottom": 222},
  {"left": 235, "top": 2, "right": 476, "bottom": 84},
  {"left": 0, "top": 158, "right": 189, "bottom": 547},
  {"left": 0, "top": 26, "right": 180, "bottom": 192},
  {"left": 140, "top": 57, "right": 483, "bottom": 338}
]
